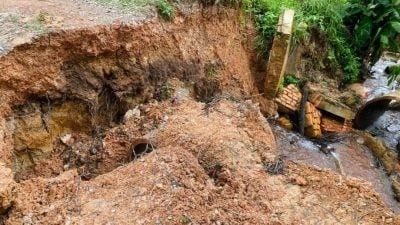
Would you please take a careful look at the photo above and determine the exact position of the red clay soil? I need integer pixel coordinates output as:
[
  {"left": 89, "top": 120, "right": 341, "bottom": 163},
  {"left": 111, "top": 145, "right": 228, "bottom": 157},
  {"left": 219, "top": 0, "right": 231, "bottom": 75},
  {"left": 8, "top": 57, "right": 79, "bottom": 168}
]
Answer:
[{"left": 0, "top": 3, "right": 399, "bottom": 225}]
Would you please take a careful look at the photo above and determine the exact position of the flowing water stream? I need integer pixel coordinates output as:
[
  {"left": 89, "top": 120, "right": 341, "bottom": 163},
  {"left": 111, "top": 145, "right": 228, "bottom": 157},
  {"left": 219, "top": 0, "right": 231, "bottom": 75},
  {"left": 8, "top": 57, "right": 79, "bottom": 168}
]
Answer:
[{"left": 272, "top": 58, "right": 400, "bottom": 212}]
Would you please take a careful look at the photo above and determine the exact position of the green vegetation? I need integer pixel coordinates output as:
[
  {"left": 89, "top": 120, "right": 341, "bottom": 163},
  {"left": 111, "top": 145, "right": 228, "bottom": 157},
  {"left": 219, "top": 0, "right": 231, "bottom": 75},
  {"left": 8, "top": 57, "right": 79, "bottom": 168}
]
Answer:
[
  {"left": 180, "top": 214, "right": 192, "bottom": 224},
  {"left": 386, "top": 64, "right": 400, "bottom": 85},
  {"left": 97, "top": 0, "right": 174, "bottom": 20},
  {"left": 204, "top": 62, "right": 219, "bottom": 80},
  {"left": 245, "top": 0, "right": 400, "bottom": 84},
  {"left": 7, "top": 14, "right": 20, "bottom": 23},
  {"left": 24, "top": 12, "right": 48, "bottom": 33},
  {"left": 345, "top": 0, "right": 400, "bottom": 65},
  {"left": 245, "top": 0, "right": 360, "bottom": 83},
  {"left": 97, "top": 0, "right": 152, "bottom": 8},
  {"left": 283, "top": 74, "right": 300, "bottom": 87},
  {"left": 156, "top": 0, "right": 174, "bottom": 20},
  {"left": 161, "top": 83, "right": 173, "bottom": 99}
]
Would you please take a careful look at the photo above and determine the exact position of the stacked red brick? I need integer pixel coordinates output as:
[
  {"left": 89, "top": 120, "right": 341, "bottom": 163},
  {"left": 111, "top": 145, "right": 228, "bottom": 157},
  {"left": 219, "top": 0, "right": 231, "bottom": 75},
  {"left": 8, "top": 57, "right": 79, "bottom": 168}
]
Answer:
[
  {"left": 304, "top": 102, "right": 322, "bottom": 138},
  {"left": 321, "top": 116, "right": 353, "bottom": 133},
  {"left": 275, "top": 84, "right": 302, "bottom": 113}
]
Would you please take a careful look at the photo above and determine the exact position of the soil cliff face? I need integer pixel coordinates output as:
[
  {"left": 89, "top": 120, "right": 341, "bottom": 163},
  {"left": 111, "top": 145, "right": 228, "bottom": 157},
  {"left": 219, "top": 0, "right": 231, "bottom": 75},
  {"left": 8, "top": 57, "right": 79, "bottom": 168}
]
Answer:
[{"left": 0, "top": 7, "right": 272, "bottom": 172}]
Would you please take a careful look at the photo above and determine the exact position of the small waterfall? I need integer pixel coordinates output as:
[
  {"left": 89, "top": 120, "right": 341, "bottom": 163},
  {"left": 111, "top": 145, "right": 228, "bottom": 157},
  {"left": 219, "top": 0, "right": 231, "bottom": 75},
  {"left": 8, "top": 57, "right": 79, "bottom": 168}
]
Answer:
[{"left": 331, "top": 151, "right": 345, "bottom": 176}]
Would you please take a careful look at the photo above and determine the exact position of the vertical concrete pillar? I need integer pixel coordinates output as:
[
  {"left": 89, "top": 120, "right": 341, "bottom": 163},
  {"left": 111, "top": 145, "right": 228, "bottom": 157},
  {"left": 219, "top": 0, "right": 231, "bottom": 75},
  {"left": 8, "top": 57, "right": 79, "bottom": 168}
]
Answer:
[{"left": 264, "top": 9, "right": 295, "bottom": 99}]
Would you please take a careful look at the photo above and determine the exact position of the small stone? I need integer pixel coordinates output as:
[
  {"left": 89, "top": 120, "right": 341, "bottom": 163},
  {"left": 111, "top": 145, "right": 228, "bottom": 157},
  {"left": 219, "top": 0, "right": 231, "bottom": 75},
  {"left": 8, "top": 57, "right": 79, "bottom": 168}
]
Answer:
[
  {"left": 22, "top": 216, "right": 33, "bottom": 225},
  {"left": 90, "top": 147, "right": 97, "bottom": 155},
  {"left": 123, "top": 106, "right": 141, "bottom": 122},
  {"left": 277, "top": 116, "right": 293, "bottom": 130},
  {"left": 80, "top": 174, "right": 91, "bottom": 181},
  {"left": 60, "top": 134, "right": 74, "bottom": 146},
  {"left": 63, "top": 164, "right": 69, "bottom": 170},
  {"left": 292, "top": 175, "right": 308, "bottom": 186},
  {"left": 0, "top": 163, "right": 17, "bottom": 214}
]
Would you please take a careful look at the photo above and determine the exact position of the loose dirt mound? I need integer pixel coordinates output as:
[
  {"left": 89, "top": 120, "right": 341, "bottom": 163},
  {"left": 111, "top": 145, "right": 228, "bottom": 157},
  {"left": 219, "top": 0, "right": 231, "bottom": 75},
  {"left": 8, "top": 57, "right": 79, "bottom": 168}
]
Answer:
[
  {"left": 3, "top": 98, "right": 396, "bottom": 224},
  {"left": 0, "top": 3, "right": 398, "bottom": 225}
]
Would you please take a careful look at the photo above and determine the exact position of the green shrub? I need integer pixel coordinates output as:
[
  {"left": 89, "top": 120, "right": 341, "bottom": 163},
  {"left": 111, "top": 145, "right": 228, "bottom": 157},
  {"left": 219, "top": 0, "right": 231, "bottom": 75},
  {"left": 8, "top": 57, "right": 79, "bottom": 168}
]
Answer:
[
  {"left": 156, "top": 0, "right": 174, "bottom": 20},
  {"left": 283, "top": 74, "right": 300, "bottom": 87},
  {"left": 345, "top": 0, "right": 400, "bottom": 65}
]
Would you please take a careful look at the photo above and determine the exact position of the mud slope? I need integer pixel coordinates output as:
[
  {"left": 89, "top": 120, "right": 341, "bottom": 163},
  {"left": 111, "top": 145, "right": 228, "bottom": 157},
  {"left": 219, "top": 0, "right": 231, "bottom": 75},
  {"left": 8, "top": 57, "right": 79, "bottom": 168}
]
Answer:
[{"left": 0, "top": 5, "right": 398, "bottom": 225}]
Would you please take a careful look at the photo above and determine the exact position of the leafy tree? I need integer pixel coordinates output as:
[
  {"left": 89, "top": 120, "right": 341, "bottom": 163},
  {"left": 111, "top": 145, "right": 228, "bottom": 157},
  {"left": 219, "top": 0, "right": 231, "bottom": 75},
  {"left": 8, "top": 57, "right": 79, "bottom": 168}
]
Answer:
[{"left": 345, "top": 0, "right": 400, "bottom": 65}]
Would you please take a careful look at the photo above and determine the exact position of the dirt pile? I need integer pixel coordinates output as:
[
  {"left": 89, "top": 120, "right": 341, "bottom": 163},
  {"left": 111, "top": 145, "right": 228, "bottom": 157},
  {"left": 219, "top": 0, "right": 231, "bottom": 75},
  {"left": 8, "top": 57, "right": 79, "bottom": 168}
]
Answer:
[{"left": 2, "top": 97, "right": 397, "bottom": 224}]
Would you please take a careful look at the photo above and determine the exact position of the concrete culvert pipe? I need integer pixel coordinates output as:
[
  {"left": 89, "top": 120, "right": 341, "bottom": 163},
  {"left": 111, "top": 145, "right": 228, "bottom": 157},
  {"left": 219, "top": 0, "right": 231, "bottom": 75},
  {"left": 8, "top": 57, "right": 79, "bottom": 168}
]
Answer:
[
  {"left": 132, "top": 139, "right": 155, "bottom": 160},
  {"left": 354, "top": 91, "right": 400, "bottom": 129}
]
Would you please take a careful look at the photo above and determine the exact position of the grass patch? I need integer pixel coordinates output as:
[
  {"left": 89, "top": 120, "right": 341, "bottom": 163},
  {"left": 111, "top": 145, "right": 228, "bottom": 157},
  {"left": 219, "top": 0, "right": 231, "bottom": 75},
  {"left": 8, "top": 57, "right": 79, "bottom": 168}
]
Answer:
[
  {"left": 96, "top": 0, "right": 174, "bottom": 21},
  {"left": 156, "top": 0, "right": 174, "bottom": 20},
  {"left": 7, "top": 14, "right": 21, "bottom": 23},
  {"left": 24, "top": 12, "right": 49, "bottom": 33},
  {"left": 204, "top": 61, "right": 220, "bottom": 80},
  {"left": 181, "top": 214, "right": 192, "bottom": 224},
  {"left": 161, "top": 83, "right": 173, "bottom": 99},
  {"left": 96, "top": 0, "right": 152, "bottom": 8}
]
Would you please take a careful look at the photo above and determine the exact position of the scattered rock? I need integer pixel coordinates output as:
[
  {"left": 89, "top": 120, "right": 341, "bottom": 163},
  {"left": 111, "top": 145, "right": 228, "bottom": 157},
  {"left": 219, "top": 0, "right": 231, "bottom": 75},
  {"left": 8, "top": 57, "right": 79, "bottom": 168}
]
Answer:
[
  {"left": 123, "top": 106, "right": 141, "bottom": 122},
  {"left": 0, "top": 163, "right": 17, "bottom": 214},
  {"left": 392, "top": 178, "right": 400, "bottom": 201},
  {"left": 291, "top": 175, "right": 308, "bottom": 186},
  {"left": 320, "top": 144, "right": 334, "bottom": 154},
  {"left": 90, "top": 147, "right": 97, "bottom": 155},
  {"left": 356, "top": 137, "right": 365, "bottom": 145},
  {"left": 60, "top": 134, "right": 74, "bottom": 146},
  {"left": 277, "top": 116, "right": 293, "bottom": 130},
  {"left": 252, "top": 95, "right": 278, "bottom": 117},
  {"left": 348, "top": 83, "right": 367, "bottom": 100}
]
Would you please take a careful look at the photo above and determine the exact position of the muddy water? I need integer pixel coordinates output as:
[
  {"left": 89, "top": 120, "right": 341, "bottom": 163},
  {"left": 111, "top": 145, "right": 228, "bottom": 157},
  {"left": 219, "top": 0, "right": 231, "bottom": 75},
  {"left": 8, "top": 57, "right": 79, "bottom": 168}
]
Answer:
[
  {"left": 364, "top": 59, "right": 400, "bottom": 150},
  {"left": 271, "top": 59, "right": 400, "bottom": 212},
  {"left": 365, "top": 59, "right": 399, "bottom": 100},
  {"left": 272, "top": 123, "right": 400, "bottom": 212}
]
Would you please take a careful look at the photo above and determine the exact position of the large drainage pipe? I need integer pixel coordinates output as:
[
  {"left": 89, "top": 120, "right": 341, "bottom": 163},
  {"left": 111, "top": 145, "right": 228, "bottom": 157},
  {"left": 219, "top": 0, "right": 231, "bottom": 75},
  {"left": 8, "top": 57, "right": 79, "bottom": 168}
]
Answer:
[{"left": 354, "top": 91, "right": 400, "bottom": 129}]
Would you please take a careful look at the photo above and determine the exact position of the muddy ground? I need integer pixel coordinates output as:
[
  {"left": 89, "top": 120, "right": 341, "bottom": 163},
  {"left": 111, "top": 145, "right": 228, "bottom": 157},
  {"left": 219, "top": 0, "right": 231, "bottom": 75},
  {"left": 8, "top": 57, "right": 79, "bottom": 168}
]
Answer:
[{"left": 0, "top": 1, "right": 399, "bottom": 224}]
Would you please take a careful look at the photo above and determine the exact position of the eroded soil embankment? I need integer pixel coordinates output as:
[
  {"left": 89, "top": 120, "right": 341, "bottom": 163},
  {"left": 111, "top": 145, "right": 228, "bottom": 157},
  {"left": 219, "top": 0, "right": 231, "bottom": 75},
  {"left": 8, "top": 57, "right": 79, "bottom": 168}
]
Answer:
[
  {"left": 0, "top": 7, "right": 275, "bottom": 181},
  {"left": 0, "top": 6, "right": 397, "bottom": 224}
]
